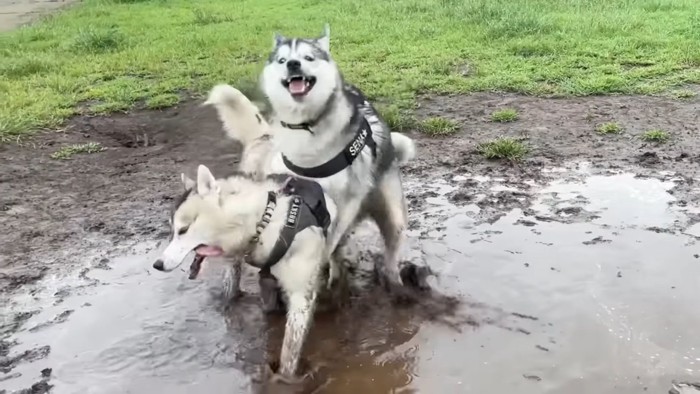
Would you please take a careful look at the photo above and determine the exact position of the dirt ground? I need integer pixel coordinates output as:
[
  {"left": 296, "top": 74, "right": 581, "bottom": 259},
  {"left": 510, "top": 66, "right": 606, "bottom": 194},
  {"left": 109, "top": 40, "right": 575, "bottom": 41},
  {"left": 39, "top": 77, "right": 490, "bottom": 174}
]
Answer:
[
  {"left": 1, "top": 91, "right": 700, "bottom": 393},
  {"left": 0, "top": 0, "right": 77, "bottom": 32}
]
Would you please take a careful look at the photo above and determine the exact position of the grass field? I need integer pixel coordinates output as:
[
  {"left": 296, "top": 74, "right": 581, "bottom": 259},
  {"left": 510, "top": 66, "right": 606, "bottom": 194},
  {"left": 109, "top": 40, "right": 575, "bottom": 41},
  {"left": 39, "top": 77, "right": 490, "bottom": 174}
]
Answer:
[{"left": 1, "top": 0, "right": 699, "bottom": 140}]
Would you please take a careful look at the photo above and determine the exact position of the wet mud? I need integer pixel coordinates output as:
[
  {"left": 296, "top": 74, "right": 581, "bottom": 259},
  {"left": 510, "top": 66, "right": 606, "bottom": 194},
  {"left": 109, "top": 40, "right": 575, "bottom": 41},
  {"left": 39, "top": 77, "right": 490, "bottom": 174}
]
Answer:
[{"left": 1, "top": 91, "right": 700, "bottom": 393}]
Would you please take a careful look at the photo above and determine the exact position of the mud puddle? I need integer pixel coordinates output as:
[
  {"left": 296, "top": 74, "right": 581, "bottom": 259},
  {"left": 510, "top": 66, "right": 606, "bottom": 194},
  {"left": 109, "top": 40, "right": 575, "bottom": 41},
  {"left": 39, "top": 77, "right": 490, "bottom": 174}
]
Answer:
[
  {"left": 405, "top": 164, "right": 700, "bottom": 393},
  {"left": 1, "top": 242, "right": 252, "bottom": 393},
  {"left": 3, "top": 162, "right": 699, "bottom": 393},
  {"left": 3, "top": 92, "right": 700, "bottom": 393}
]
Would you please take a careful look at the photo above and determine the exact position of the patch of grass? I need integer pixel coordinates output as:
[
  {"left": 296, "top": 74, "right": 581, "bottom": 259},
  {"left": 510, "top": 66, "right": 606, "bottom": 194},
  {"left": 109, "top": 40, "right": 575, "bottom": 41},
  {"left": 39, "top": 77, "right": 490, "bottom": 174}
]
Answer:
[
  {"left": 380, "top": 105, "right": 416, "bottom": 132},
  {"left": 0, "top": 56, "right": 54, "bottom": 78},
  {"left": 491, "top": 108, "right": 519, "bottom": 123},
  {"left": 669, "top": 89, "right": 697, "bottom": 99},
  {"left": 71, "top": 28, "right": 125, "bottom": 53},
  {"left": 2, "top": 0, "right": 700, "bottom": 139},
  {"left": 596, "top": 122, "right": 623, "bottom": 135},
  {"left": 145, "top": 93, "right": 180, "bottom": 109},
  {"left": 641, "top": 129, "right": 670, "bottom": 143},
  {"left": 192, "top": 8, "right": 235, "bottom": 25},
  {"left": 50, "top": 142, "right": 105, "bottom": 160},
  {"left": 478, "top": 137, "right": 528, "bottom": 161},
  {"left": 419, "top": 117, "right": 459, "bottom": 136}
]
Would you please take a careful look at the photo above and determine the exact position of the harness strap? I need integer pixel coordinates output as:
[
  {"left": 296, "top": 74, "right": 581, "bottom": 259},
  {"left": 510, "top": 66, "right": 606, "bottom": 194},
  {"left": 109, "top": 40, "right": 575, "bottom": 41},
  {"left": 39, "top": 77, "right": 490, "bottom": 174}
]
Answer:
[
  {"left": 258, "top": 195, "right": 313, "bottom": 277},
  {"left": 280, "top": 86, "right": 378, "bottom": 179},
  {"left": 281, "top": 113, "right": 377, "bottom": 178},
  {"left": 255, "top": 177, "right": 331, "bottom": 277}
]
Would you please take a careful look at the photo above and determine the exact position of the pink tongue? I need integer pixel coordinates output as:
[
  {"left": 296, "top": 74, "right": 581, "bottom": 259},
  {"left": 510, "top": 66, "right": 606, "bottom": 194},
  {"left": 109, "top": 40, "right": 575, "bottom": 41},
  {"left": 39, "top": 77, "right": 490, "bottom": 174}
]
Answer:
[
  {"left": 288, "top": 79, "right": 307, "bottom": 94},
  {"left": 195, "top": 245, "right": 224, "bottom": 257}
]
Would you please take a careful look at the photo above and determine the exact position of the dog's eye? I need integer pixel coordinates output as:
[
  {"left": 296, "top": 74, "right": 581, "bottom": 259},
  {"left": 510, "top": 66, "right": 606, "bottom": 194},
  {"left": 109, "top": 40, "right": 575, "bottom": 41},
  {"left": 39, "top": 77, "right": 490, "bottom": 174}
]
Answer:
[
  {"left": 277, "top": 57, "right": 286, "bottom": 64},
  {"left": 304, "top": 55, "right": 314, "bottom": 62},
  {"left": 177, "top": 225, "right": 189, "bottom": 236}
]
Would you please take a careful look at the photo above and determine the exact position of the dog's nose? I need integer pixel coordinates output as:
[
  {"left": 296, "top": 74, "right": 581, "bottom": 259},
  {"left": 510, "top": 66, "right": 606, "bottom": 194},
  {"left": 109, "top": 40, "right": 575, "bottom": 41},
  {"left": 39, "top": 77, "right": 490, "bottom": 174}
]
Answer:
[
  {"left": 153, "top": 259, "right": 165, "bottom": 271},
  {"left": 286, "top": 59, "right": 301, "bottom": 72}
]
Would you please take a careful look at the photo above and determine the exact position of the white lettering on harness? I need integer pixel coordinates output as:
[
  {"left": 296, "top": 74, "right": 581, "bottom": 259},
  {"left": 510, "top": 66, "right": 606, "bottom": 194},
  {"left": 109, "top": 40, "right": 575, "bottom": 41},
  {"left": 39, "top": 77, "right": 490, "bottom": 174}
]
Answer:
[
  {"left": 285, "top": 197, "right": 302, "bottom": 228},
  {"left": 348, "top": 128, "right": 368, "bottom": 157}
]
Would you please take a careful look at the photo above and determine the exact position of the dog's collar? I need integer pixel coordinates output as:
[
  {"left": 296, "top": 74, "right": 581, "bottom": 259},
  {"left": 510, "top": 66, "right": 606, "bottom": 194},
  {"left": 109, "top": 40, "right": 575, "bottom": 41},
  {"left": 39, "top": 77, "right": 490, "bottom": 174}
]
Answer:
[
  {"left": 281, "top": 111, "right": 377, "bottom": 178},
  {"left": 280, "top": 120, "right": 314, "bottom": 133},
  {"left": 249, "top": 191, "right": 278, "bottom": 245},
  {"left": 278, "top": 92, "right": 337, "bottom": 134}
]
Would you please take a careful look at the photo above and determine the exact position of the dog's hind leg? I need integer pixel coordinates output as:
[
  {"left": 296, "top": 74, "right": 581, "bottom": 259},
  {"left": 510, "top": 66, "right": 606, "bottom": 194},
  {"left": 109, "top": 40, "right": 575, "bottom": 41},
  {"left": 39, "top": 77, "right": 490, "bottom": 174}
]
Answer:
[
  {"left": 325, "top": 198, "right": 363, "bottom": 265},
  {"left": 221, "top": 257, "right": 242, "bottom": 302},
  {"left": 369, "top": 167, "right": 409, "bottom": 290}
]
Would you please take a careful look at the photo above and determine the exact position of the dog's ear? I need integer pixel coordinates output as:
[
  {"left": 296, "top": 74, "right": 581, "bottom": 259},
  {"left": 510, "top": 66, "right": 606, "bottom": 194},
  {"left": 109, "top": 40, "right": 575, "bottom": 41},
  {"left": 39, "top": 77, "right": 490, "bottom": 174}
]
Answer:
[
  {"left": 317, "top": 23, "right": 330, "bottom": 53},
  {"left": 272, "top": 32, "right": 285, "bottom": 48},
  {"left": 196, "top": 164, "right": 219, "bottom": 196},
  {"left": 181, "top": 173, "right": 196, "bottom": 191}
]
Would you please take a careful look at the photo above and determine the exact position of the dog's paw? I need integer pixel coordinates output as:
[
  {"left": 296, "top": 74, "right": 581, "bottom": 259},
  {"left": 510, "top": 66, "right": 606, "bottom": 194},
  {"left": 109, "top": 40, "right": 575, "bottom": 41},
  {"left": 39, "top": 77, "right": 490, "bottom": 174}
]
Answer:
[
  {"left": 264, "top": 360, "right": 316, "bottom": 386},
  {"left": 376, "top": 263, "right": 435, "bottom": 305},
  {"left": 222, "top": 288, "right": 242, "bottom": 303},
  {"left": 400, "top": 262, "right": 434, "bottom": 292}
]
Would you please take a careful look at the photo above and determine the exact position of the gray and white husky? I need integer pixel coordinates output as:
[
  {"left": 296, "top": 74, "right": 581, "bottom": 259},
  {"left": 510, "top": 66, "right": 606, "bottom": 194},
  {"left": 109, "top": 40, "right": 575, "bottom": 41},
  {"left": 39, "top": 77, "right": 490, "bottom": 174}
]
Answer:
[
  {"left": 204, "top": 83, "right": 416, "bottom": 291},
  {"left": 258, "top": 24, "right": 419, "bottom": 292},
  {"left": 153, "top": 164, "right": 337, "bottom": 378}
]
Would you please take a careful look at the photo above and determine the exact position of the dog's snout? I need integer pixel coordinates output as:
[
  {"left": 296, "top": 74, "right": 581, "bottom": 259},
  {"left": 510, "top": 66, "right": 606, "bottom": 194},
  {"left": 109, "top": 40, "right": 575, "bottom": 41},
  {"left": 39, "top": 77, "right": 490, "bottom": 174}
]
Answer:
[
  {"left": 286, "top": 59, "right": 301, "bottom": 72},
  {"left": 153, "top": 259, "right": 165, "bottom": 271}
]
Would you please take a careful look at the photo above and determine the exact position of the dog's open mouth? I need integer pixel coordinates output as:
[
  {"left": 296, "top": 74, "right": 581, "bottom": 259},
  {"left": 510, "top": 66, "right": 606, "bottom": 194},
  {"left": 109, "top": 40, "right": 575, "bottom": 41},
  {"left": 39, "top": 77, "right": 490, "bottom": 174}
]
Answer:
[
  {"left": 281, "top": 75, "right": 316, "bottom": 97},
  {"left": 188, "top": 245, "right": 224, "bottom": 280}
]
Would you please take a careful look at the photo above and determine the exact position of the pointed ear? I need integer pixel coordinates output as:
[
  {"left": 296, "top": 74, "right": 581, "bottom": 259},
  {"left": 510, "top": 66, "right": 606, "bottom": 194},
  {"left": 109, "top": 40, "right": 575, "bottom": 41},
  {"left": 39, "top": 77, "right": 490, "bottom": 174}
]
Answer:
[
  {"left": 273, "top": 32, "right": 285, "bottom": 48},
  {"left": 196, "top": 164, "right": 219, "bottom": 196},
  {"left": 316, "top": 23, "right": 330, "bottom": 52},
  {"left": 181, "top": 173, "right": 196, "bottom": 191}
]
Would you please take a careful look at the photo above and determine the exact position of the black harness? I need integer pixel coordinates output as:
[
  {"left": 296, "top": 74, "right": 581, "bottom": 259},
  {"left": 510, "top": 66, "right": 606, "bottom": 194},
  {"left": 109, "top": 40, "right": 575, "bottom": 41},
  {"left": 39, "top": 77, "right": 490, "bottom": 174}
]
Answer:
[
  {"left": 279, "top": 87, "right": 378, "bottom": 178},
  {"left": 252, "top": 176, "right": 331, "bottom": 279}
]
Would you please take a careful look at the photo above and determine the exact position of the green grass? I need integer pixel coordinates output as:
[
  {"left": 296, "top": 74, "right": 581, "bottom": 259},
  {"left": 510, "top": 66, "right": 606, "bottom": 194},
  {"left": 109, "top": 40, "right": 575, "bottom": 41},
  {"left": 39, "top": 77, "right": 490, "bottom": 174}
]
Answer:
[
  {"left": 381, "top": 105, "right": 416, "bottom": 132},
  {"left": 669, "top": 89, "right": 697, "bottom": 99},
  {"left": 2, "top": 0, "right": 700, "bottom": 140},
  {"left": 478, "top": 137, "right": 528, "bottom": 160},
  {"left": 596, "top": 122, "right": 623, "bottom": 134},
  {"left": 419, "top": 117, "right": 459, "bottom": 136},
  {"left": 491, "top": 108, "right": 519, "bottom": 122},
  {"left": 50, "top": 142, "right": 105, "bottom": 159},
  {"left": 641, "top": 129, "right": 670, "bottom": 143}
]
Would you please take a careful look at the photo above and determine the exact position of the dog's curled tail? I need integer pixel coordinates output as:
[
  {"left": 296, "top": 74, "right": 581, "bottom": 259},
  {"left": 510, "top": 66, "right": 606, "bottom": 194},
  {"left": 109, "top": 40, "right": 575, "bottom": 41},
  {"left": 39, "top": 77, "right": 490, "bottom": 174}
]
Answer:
[
  {"left": 203, "top": 84, "right": 269, "bottom": 145},
  {"left": 391, "top": 132, "right": 416, "bottom": 165}
]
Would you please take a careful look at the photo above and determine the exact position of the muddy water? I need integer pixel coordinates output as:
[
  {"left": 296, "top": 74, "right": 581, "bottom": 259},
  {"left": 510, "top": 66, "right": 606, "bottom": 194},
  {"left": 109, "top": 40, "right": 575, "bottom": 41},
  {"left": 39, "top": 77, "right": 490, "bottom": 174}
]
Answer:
[{"left": 3, "top": 163, "right": 700, "bottom": 394}]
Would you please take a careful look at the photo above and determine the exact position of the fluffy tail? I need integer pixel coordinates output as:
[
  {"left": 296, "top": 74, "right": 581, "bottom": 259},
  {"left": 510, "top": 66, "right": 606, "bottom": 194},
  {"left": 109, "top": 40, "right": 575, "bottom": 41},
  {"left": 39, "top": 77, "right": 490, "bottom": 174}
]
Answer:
[
  {"left": 203, "top": 84, "right": 270, "bottom": 145},
  {"left": 391, "top": 132, "right": 416, "bottom": 165}
]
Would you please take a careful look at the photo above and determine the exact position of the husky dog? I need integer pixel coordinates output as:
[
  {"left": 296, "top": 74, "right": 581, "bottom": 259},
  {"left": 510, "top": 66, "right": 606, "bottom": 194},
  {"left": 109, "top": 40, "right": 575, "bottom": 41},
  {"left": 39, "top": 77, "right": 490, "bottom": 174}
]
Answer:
[
  {"left": 204, "top": 83, "right": 417, "bottom": 291},
  {"left": 153, "top": 164, "right": 337, "bottom": 378},
  {"left": 257, "top": 24, "right": 420, "bottom": 293}
]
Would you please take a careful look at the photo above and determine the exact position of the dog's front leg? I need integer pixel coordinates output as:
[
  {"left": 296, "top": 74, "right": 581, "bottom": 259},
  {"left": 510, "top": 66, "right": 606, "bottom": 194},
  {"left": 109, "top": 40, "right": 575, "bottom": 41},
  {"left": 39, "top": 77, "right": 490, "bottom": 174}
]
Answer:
[
  {"left": 278, "top": 289, "right": 318, "bottom": 377},
  {"left": 324, "top": 199, "right": 363, "bottom": 282},
  {"left": 221, "top": 257, "right": 242, "bottom": 302}
]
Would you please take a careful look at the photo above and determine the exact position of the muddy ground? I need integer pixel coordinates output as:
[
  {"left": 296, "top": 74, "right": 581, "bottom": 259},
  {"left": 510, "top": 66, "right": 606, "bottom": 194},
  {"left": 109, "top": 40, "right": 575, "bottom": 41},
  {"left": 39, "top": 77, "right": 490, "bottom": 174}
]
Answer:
[
  {"left": 1, "top": 91, "right": 699, "bottom": 393},
  {"left": 0, "top": 0, "right": 77, "bottom": 32}
]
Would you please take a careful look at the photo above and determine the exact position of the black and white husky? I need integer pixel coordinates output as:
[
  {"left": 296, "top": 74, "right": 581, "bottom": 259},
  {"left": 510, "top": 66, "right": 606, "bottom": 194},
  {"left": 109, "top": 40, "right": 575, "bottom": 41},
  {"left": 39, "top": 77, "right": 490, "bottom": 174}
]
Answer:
[{"left": 256, "top": 24, "right": 420, "bottom": 293}]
